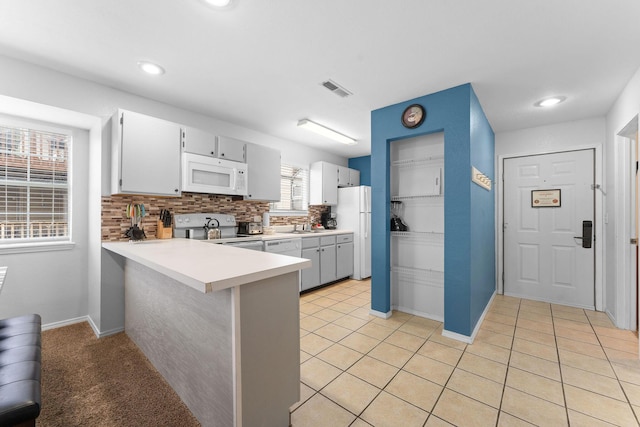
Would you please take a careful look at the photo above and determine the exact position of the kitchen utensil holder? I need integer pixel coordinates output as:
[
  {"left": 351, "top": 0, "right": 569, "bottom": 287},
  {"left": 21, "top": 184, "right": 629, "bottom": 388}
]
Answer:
[{"left": 156, "top": 220, "right": 173, "bottom": 239}]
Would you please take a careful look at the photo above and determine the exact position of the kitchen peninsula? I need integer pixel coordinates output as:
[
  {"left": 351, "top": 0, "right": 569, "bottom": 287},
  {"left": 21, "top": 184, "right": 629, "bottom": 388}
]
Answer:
[{"left": 102, "top": 238, "right": 311, "bottom": 427}]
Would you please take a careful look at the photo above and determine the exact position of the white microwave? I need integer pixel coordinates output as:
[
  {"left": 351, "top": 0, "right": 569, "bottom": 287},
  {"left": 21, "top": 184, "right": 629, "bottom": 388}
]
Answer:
[{"left": 182, "top": 152, "right": 248, "bottom": 196}]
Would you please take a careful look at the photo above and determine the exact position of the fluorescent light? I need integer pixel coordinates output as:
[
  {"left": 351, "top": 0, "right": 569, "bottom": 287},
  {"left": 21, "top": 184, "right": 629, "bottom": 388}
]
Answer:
[
  {"left": 137, "top": 61, "right": 165, "bottom": 76},
  {"left": 203, "top": 0, "right": 233, "bottom": 8},
  {"left": 297, "top": 119, "right": 356, "bottom": 145},
  {"left": 534, "top": 96, "right": 566, "bottom": 107}
]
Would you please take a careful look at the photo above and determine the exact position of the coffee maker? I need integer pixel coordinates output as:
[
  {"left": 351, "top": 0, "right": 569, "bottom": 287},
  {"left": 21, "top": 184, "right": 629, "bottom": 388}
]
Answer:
[{"left": 320, "top": 208, "right": 337, "bottom": 229}]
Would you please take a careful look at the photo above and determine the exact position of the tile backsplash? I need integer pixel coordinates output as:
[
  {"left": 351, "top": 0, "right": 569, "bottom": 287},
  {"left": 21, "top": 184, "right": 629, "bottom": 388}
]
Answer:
[{"left": 102, "top": 192, "right": 328, "bottom": 241}]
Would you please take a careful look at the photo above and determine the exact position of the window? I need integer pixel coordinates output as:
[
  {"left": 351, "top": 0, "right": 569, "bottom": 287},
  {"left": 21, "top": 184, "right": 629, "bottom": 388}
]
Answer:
[
  {"left": 0, "top": 124, "right": 71, "bottom": 244},
  {"left": 270, "top": 164, "right": 309, "bottom": 214}
]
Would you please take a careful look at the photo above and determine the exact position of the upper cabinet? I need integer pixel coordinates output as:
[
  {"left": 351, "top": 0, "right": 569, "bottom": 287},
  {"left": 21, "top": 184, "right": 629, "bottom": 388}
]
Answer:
[
  {"left": 310, "top": 161, "right": 361, "bottom": 205},
  {"left": 310, "top": 161, "right": 339, "bottom": 205},
  {"left": 337, "top": 166, "right": 360, "bottom": 187},
  {"left": 245, "top": 142, "right": 281, "bottom": 201},
  {"left": 182, "top": 130, "right": 246, "bottom": 163},
  {"left": 216, "top": 136, "right": 246, "bottom": 163},
  {"left": 182, "top": 126, "right": 217, "bottom": 157},
  {"left": 111, "top": 109, "right": 181, "bottom": 196},
  {"left": 111, "top": 109, "right": 281, "bottom": 199}
]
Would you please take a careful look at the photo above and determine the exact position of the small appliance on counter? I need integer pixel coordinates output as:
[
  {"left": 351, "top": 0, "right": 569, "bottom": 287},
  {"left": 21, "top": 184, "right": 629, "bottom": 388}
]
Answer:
[
  {"left": 237, "top": 221, "right": 263, "bottom": 235},
  {"left": 390, "top": 200, "right": 408, "bottom": 231},
  {"left": 320, "top": 208, "right": 337, "bottom": 230}
]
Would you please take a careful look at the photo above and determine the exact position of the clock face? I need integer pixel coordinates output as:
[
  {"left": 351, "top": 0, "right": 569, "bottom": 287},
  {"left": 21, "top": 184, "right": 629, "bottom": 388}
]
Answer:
[{"left": 401, "top": 104, "right": 425, "bottom": 128}]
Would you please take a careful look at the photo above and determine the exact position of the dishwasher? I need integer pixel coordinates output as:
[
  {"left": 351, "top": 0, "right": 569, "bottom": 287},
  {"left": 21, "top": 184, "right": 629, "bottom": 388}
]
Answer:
[
  {"left": 223, "top": 240, "right": 264, "bottom": 251},
  {"left": 264, "top": 238, "right": 302, "bottom": 257}
]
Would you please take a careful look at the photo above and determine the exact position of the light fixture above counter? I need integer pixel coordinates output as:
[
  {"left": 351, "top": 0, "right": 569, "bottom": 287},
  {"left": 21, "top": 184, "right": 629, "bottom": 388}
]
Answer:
[{"left": 297, "top": 118, "right": 357, "bottom": 145}]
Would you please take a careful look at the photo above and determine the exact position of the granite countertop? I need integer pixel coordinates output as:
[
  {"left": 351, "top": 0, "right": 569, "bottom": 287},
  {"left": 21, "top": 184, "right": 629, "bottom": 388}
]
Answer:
[{"left": 102, "top": 238, "right": 311, "bottom": 293}]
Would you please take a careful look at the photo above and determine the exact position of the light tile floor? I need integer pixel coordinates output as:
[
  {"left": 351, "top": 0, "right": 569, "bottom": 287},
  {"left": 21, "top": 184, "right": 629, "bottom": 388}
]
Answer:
[{"left": 291, "top": 279, "right": 640, "bottom": 426}]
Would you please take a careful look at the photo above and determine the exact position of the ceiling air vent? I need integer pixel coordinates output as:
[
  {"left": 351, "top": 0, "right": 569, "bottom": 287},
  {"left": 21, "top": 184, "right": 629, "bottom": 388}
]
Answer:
[{"left": 321, "top": 80, "right": 352, "bottom": 98}]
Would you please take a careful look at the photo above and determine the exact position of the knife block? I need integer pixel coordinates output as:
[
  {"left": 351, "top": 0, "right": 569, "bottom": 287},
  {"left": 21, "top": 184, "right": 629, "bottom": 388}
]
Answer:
[{"left": 156, "top": 220, "right": 173, "bottom": 239}]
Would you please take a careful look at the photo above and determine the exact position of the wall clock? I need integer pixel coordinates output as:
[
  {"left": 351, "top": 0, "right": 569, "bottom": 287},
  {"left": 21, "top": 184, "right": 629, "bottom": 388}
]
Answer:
[{"left": 401, "top": 104, "right": 426, "bottom": 128}]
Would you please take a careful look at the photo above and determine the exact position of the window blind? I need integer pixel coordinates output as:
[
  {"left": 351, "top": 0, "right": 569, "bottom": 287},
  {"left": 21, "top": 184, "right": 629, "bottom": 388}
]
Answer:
[
  {"left": 0, "top": 125, "right": 70, "bottom": 242},
  {"left": 270, "top": 164, "right": 309, "bottom": 212}
]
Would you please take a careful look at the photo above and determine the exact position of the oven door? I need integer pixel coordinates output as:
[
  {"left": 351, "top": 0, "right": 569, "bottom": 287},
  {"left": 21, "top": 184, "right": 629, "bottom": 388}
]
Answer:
[{"left": 182, "top": 153, "right": 247, "bottom": 195}]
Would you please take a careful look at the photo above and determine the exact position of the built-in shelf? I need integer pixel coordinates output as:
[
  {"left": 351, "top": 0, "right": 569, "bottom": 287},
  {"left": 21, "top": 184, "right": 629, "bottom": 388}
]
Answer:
[
  {"left": 392, "top": 155, "right": 444, "bottom": 168},
  {"left": 391, "top": 194, "right": 443, "bottom": 201},
  {"left": 391, "top": 266, "right": 444, "bottom": 286},
  {"left": 391, "top": 231, "right": 444, "bottom": 244},
  {"left": 390, "top": 132, "right": 445, "bottom": 319}
]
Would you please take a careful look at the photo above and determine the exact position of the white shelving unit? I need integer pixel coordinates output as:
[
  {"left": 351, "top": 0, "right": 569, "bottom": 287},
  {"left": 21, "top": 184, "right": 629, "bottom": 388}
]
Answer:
[{"left": 390, "top": 132, "right": 445, "bottom": 321}]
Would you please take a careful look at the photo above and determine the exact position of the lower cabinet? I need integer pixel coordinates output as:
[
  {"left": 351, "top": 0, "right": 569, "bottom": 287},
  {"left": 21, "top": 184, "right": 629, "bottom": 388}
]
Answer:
[
  {"left": 336, "top": 234, "right": 354, "bottom": 279},
  {"left": 319, "top": 238, "right": 337, "bottom": 284},
  {"left": 301, "top": 244, "right": 321, "bottom": 291},
  {"left": 300, "top": 233, "right": 354, "bottom": 292}
]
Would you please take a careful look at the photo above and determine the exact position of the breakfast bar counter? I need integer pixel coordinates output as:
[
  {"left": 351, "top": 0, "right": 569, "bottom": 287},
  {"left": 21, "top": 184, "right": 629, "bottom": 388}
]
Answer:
[
  {"left": 102, "top": 239, "right": 310, "bottom": 427},
  {"left": 102, "top": 237, "right": 310, "bottom": 293}
]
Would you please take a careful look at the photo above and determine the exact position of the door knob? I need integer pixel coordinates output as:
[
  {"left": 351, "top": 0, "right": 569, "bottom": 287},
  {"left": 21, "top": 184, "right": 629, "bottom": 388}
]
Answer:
[{"left": 574, "top": 220, "right": 592, "bottom": 248}]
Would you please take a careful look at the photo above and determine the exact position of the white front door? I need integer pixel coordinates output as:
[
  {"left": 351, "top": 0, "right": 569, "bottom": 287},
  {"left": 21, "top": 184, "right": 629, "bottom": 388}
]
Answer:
[{"left": 504, "top": 150, "right": 595, "bottom": 308}]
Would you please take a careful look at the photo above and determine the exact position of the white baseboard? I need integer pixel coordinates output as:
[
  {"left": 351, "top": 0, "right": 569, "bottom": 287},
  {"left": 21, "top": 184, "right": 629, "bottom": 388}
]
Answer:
[
  {"left": 369, "top": 309, "right": 392, "bottom": 319},
  {"left": 41, "top": 315, "right": 124, "bottom": 338},
  {"left": 392, "top": 305, "right": 444, "bottom": 323},
  {"left": 41, "top": 315, "right": 88, "bottom": 331},
  {"left": 442, "top": 290, "right": 496, "bottom": 344}
]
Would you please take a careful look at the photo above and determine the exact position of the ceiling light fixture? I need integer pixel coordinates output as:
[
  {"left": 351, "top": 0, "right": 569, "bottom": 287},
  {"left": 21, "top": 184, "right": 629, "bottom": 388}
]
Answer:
[
  {"left": 534, "top": 96, "right": 566, "bottom": 108},
  {"left": 203, "top": 0, "right": 233, "bottom": 8},
  {"left": 137, "top": 61, "right": 165, "bottom": 76},
  {"left": 297, "top": 119, "right": 357, "bottom": 145}
]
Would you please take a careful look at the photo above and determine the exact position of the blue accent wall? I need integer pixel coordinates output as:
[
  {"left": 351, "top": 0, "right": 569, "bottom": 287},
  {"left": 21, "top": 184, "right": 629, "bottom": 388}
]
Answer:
[
  {"left": 348, "top": 156, "right": 371, "bottom": 186},
  {"left": 370, "top": 83, "right": 495, "bottom": 338}
]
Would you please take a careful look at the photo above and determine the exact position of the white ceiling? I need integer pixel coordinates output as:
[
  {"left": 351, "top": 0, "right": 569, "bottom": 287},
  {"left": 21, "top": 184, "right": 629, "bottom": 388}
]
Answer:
[{"left": 1, "top": 0, "right": 639, "bottom": 158}]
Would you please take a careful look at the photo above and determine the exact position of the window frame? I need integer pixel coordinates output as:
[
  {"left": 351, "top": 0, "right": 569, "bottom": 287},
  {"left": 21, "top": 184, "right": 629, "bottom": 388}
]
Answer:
[
  {"left": 269, "top": 163, "right": 309, "bottom": 216},
  {"left": 0, "top": 116, "right": 74, "bottom": 253}
]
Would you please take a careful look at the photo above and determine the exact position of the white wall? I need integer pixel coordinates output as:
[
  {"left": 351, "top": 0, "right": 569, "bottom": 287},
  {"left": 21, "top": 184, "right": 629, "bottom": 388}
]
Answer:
[
  {"left": 494, "top": 117, "right": 607, "bottom": 315},
  {"left": 0, "top": 54, "right": 347, "bottom": 332},
  {"left": 0, "top": 124, "right": 90, "bottom": 325},
  {"left": 495, "top": 117, "right": 606, "bottom": 157},
  {"left": 605, "top": 66, "right": 640, "bottom": 329}
]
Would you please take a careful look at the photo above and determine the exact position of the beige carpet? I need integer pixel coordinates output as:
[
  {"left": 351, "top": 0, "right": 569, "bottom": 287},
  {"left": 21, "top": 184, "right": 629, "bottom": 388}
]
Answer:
[{"left": 38, "top": 322, "right": 200, "bottom": 427}]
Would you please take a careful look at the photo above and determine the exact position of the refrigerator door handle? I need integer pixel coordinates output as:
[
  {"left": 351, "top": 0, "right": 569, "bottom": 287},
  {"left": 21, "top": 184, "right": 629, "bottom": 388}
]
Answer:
[
  {"left": 364, "top": 213, "right": 368, "bottom": 238},
  {"left": 364, "top": 187, "right": 368, "bottom": 213}
]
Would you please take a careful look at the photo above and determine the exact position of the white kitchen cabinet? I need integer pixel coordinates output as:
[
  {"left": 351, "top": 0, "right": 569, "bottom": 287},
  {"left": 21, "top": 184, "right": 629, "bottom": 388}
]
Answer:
[
  {"left": 337, "top": 166, "right": 360, "bottom": 187},
  {"left": 182, "top": 130, "right": 246, "bottom": 163},
  {"left": 310, "top": 161, "right": 338, "bottom": 205},
  {"left": 300, "top": 234, "right": 353, "bottom": 292},
  {"left": 111, "top": 109, "right": 181, "bottom": 196},
  {"left": 301, "top": 244, "right": 321, "bottom": 291},
  {"left": 348, "top": 168, "right": 360, "bottom": 187},
  {"left": 217, "top": 136, "right": 246, "bottom": 162},
  {"left": 336, "top": 234, "right": 354, "bottom": 279},
  {"left": 245, "top": 143, "right": 281, "bottom": 201},
  {"left": 182, "top": 126, "right": 217, "bottom": 157},
  {"left": 320, "top": 237, "right": 337, "bottom": 284}
]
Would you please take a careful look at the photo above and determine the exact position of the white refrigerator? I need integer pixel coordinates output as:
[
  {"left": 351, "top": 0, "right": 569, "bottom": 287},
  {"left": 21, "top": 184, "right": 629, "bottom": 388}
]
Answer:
[{"left": 336, "top": 186, "right": 371, "bottom": 280}]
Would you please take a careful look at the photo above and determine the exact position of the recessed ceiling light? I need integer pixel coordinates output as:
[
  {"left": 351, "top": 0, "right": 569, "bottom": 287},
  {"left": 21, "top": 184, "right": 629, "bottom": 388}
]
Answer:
[
  {"left": 203, "top": 0, "right": 233, "bottom": 8},
  {"left": 137, "top": 61, "right": 165, "bottom": 76},
  {"left": 297, "top": 119, "right": 357, "bottom": 145},
  {"left": 534, "top": 96, "right": 566, "bottom": 107}
]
